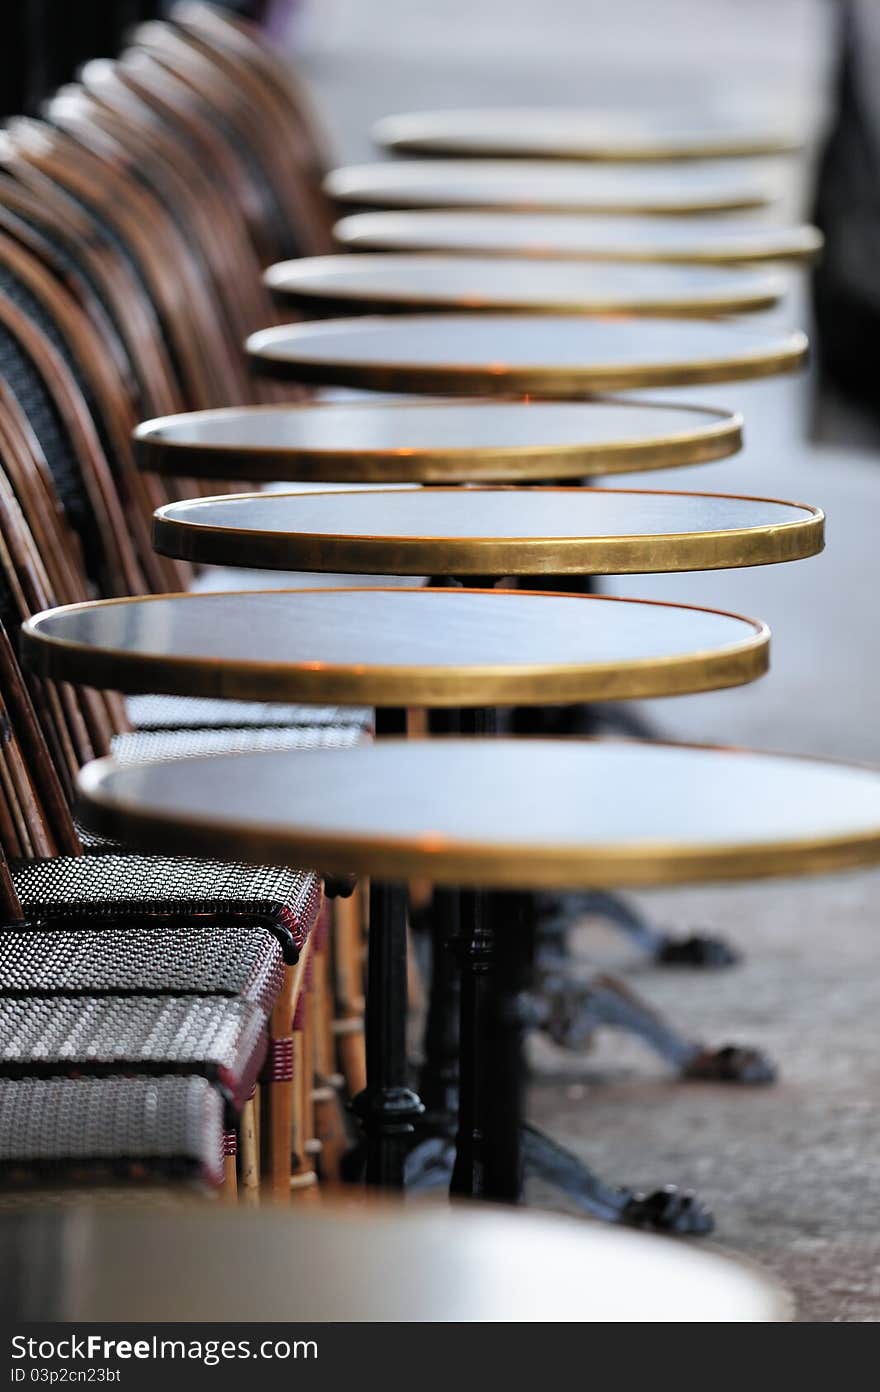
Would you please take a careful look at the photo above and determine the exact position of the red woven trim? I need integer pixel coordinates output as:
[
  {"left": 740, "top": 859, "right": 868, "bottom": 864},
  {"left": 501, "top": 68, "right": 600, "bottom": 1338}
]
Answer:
[
  {"left": 292, "top": 995, "right": 306, "bottom": 1031},
  {"left": 223, "top": 1130, "right": 238, "bottom": 1158},
  {"left": 267, "top": 1036, "right": 294, "bottom": 1082},
  {"left": 279, "top": 879, "right": 322, "bottom": 952}
]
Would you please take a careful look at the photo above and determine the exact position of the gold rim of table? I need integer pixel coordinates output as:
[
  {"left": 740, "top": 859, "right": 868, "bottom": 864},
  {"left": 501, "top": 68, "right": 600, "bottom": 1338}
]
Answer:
[
  {"left": 326, "top": 159, "right": 776, "bottom": 214},
  {"left": 152, "top": 487, "right": 825, "bottom": 577},
  {"left": 264, "top": 254, "right": 786, "bottom": 318},
  {"left": 77, "top": 738, "right": 880, "bottom": 891},
  {"left": 21, "top": 588, "right": 770, "bottom": 708},
  {"left": 333, "top": 211, "right": 824, "bottom": 265},
  {"left": 246, "top": 316, "right": 809, "bottom": 395},
  {"left": 133, "top": 398, "right": 744, "bottom": 482},
  {"left": 371, "top": 111, "right": 802, "bottom": 162}
]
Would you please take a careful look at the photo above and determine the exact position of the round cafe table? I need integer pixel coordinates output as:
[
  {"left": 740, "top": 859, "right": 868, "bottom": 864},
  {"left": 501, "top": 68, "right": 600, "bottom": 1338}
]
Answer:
[
  {"left": 23, "top": 585, "right": 770, "bottom": 1208},
  {"left": 371, "top": 110, "right": 800, "bottom": 162},
  {"left": 334, "top": 209, "right": 824, "bottom": 265},
  {"left": 21, "top": 588, "right": 770, "bottom": 708},
  {"left": 265, "top": 254, "right": 785, "bottom": 319},
  {"left": 77, "top": 737, "right": 880, "bottom": 1216},
  {"left": 1, "top": 1200, "right": 792, "bottom": 1322},
  {"left": 324, "top": 158, "right": 775, "bottom": 215},
  {"left": 245, "top": 315, "right": 808, "bottom": 396},
  {"left": 134, "top": 398, "right": 744, "bottom": 484},
  {"left": 79, "top": 737, "right": 880, "bottom": 901},
  {"left": 150, "top": 487, "right": 824, "bottom": 578}
]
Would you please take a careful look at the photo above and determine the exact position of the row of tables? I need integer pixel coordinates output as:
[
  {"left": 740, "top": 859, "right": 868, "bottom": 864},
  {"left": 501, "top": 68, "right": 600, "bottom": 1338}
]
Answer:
[{"left": 18, "top": 102, "right": 877, "bottom": 1318}]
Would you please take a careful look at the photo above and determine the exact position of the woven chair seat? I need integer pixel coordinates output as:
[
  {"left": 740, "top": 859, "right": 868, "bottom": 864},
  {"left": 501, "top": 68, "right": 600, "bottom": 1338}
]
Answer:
[
  {"left": 126, "top": 693, "right": 372, "bottom": 731},
  {"left": 0, "top": 995, "right": 267, "bottom": 1113},
  {"left": 189, "top": 564, "right": 421, "bottom": 594},
  {"left": 11, "top": 856, "right": 323, "bottom": 963},
  {"left": 0, "top": 925, "right": 284, "bottom": 1013},
  {"left": 112, "top": 721, "right": 368, "bottom": 757},
  {"left": 0, "top": 1075, "right": 225, "bottom": 1186}
]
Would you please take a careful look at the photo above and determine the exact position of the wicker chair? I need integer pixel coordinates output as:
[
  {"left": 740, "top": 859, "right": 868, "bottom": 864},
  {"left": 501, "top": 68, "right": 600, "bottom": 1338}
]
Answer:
[
  {"left": 0, "top": 922, "right": 285, "bottom": 1007},
  {"left": 0, "top": 1075, "right": 228, "bottom": 1191},
  {"left": 0, "top": 647, "right": 336, "bottom": 1198},
  {"left": 0, "top": 919, "right": 289, "bottom": 1199},
  {"left": 8, "top": 117, "right": 244, "bottom": 411},
  {"left": 0, "top": 10, "right": 371, "bottom": 1194},
  {"left": 133, "top": 18, "right": 333, "bottom": 259},
  {"left": 173, "top": 2, "right": 331, "bottom": 182},
  {"left": 0, "top": 301, "right": 368, "bottom": 1143},
  {"left": 0, "top": 158, "right": 185, "bottom": 420},
  {"left": 0, "top": 262, "right": 369, "bottom": 733},
  {"left": 63, "top": 69, "right": 278, "bottom": 349},
  {"left": 0, "top": 994, "right": 268, "bottom": 1114}
]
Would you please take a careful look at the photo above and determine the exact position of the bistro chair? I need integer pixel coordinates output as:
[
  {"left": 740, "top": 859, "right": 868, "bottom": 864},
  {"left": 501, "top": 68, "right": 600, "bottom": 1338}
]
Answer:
[
  {"left": 0, "top": 653, "right": 334, "bottom": 1200},
  {"left": 6, "top": 116, "right": 247, "bottom": 409},
  {"left": 73, "top": 63, "right": 277, "bottom": 343},
  {"left": 173, "top": 1, "right": 331, "bottom": 183},
  {"left": 0, "top": 279, "right": 371, "bottom": 1117},
  {"left": 0, "top": 1075, "right": 229, "bottom": 1193},
  {"left": 0, "top": 159, "right": 186, "bottom": 419},
  {"left": 133, "top": 18, "right": 334, "bottom": 257}
]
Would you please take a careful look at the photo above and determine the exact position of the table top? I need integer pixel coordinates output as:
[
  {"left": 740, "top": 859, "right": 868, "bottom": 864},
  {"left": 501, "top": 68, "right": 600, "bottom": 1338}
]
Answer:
[
  {"left": 0, "top": 1200, "right": 791, "bottom": 1322},
  {"left": 77, "top": 738, "right": 880, "bottom": 890},
  {"left": 265, "top": 254, "right": 785, "bottom": 318},
  {"left": 22, "top": 588, "right": 769, "bottom": 708},
  {"left": 325, "top": 158, "right": 776, "bottom": 214},
  {"left": 246, "top": 315, "right": 808, "bottom": 395},
  {"left": 152, "top": 486, "right": 823, "bottom": 577},
  {"left": 372, "top": 110, "right": 801, "bottom": 162},
  {"left": 134, "top": 398, "right": 743, "bottom": 483},
  {"left": 335, "top": 210, "right": 824, "bottom": 265}
]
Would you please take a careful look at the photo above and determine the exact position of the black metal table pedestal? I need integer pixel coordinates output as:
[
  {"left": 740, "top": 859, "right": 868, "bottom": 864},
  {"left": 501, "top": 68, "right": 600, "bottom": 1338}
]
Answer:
[{"left": 352, "top": 705, "right": 424, "bottom": 1187}]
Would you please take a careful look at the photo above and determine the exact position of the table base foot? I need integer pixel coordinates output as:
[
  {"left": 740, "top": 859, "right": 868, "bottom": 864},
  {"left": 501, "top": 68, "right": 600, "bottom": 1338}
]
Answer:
[
  {"left": 535, "top": 970, "right": 775, "bottom": 1084},
  {"left": 403, "top": 1119, "right": 715, "bottom": 1237},
  {"left": 536, "top": 890, "right": 740, "bottom": 970},
  {"left": 521, "top": 1125, "right": 714, "bottom": 1235},
  {"left": 405, "top": 1128, "right": 458, "bottom": 1190},
  {"left": 681, "top": 1045, "right": 776, "bottom": 1084}
]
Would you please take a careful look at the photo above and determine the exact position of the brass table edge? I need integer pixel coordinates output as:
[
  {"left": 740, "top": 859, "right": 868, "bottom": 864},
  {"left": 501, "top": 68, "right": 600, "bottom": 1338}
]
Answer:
[
  {"left": 133, "top": 404, "right": 744, "bottom": 481},
  {"left": 332, "top": 193, "right": 774, "bottom": 215},
  {"left": 246, "top": 333, "right": 809, "bottom": 395},
  {"left": 151, "top": 494, "right": 824, "bottom": 576},
  {"left": 331, "top": 214, "right": 824, "bottom": 266},
  {"left": 21, "top": 590, "right": 770, "bottom": 709},
  {"left": 373, "top": 125, "right": 803, "bottom": 163},
  {"left": 265, "top": 272, "right": 784, "bottom": 320},
  {"left": 77, "top": 739, "right": 880, "bottom": 893}
]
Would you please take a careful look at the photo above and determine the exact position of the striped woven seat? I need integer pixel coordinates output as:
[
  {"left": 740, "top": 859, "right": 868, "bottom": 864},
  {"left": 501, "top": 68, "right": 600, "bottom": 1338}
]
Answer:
[
  {"left": 112, "top": 720, "right": 369, "bottom": 754},
  {"left": 125, "top": 694, "right": 371, "bottom": 732},
  {"left": 11, "top": 856, "right": 323, "bottom": 963},
  {"left": 0, "top": 995, "right": 267, "bottom": 1114},
  {"left": 0, "top": 1075, "right": 225, "bottom": 1186},
  {"left": 0, "top": 924, "right": 285, "bottom": 1012}
]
